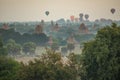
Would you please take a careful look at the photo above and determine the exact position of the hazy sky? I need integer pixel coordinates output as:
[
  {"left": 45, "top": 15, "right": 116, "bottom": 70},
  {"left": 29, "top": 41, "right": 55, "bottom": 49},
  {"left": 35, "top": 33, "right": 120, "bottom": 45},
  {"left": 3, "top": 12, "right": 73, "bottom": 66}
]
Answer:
[{"left": 0, "top": 0, "right": 120, "bottom": 22}]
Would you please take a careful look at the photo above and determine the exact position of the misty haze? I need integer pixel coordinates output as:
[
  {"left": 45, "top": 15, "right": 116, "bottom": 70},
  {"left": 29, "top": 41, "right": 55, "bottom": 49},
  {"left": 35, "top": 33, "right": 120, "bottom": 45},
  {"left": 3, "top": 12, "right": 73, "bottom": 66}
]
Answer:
[{"left": 0, "top": 0, "right": 120, "bottom": 80}]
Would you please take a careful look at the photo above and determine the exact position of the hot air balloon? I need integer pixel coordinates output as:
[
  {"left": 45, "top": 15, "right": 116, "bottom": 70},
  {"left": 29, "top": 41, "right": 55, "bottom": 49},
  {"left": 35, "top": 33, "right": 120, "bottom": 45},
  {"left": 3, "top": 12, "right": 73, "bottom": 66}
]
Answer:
[
  {"left": 45, "top": 11, "right": 49, "bottom": 16},
  {"left": 85, "top": 14, "right": 89, "bottom": 21},
  {"left": 75, "top": 18, "right": 79, "bottom": 22},
  {"left": 79, "top": 13, "right": 83, "bottom": 17},
  {"left": 70, "top": 15, "right": 75, "bottom": 22},
  {"left": 111, "top": 8, "right": 115, "bottom": 14},
  {"left": 79, "top": 13, "right": 84, "bottom": 21}
]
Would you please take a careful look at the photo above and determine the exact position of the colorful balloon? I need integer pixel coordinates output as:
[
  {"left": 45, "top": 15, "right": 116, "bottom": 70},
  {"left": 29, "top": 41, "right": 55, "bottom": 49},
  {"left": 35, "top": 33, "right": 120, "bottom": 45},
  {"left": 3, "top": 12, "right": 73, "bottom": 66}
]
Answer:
[
  {"left": 70, "top": 15, "right": 75, "bottom": 22},
  {"left": 75, "top": 18, "right": 79, "bottom": 22}
]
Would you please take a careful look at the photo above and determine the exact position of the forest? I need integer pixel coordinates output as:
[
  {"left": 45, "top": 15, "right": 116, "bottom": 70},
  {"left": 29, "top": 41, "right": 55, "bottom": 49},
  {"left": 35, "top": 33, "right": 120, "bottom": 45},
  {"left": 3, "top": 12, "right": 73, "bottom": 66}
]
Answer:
[{"left": 0, "top": 23, "right": 120, "bottom": 80}]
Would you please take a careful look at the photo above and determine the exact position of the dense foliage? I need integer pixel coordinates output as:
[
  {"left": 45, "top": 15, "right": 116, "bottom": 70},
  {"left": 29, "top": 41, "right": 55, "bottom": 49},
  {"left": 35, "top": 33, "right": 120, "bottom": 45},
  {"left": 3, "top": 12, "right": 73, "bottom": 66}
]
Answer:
[
  {"left": 6, "top": 39, "right": 21, "bottom": 56},
  {"left": 23, "top": 42, "right": 36, "bottom": 55},
  {"left": 80, "top": 23, "right": 120, "bottom": 80},
  {"left": 4, "top": 39, "right": 37, "bottom": 56},
  {"left": 67, "top": 43, "right": 75, "bottom": 52},
  {"left": 0, "top": 23, "right": 120, "bottom": 80},
  {"left": 0, "top": 56, "right": 20, "bottom": 80},
  {"left": 61, "top": 47, "right": 68, "bottom": 55},
  {"left": 0, "top": 45, "right": 79, "bottom": 80},
  {"left": 0, "top": 28, "right": 49, "bottom": 46},
  {"left": 0, "top": 37, "right": 7, "bottom": 56},
  {"left": 51, "top": 43, "right": 59, "bottom": 51},
  {"left": 17, "top": 49, "right": 78, "bottom": 80}
]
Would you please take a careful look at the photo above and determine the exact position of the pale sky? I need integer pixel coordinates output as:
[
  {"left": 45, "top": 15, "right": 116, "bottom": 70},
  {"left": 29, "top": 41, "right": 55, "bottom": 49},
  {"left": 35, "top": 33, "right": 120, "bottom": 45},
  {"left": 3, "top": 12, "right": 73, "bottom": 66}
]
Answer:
[{"left": 0, "top": 0, "right": 120, "bottom": 22}]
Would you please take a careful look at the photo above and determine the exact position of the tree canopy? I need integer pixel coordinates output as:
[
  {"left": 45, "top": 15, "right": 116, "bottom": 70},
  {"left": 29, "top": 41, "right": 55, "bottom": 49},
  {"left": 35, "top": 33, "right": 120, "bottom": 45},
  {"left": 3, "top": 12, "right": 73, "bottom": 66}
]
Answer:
[
  {"left": 6, "top": 39, "right": 21, "bottom": 56},
  {"left": 80, "top": 23, "right": 120, "bottom": 80},
  {"left": 17, "top": 49, "right": 77, "bottom": 80},
  {"left": 0, "top": 56, "right": 20, "bottom": 80},
  {"left": 0, "top": 36, "right": 7, "bottom": 56},
  {"left": 23, "top": 42, "right": 36, "bottom": 55}
]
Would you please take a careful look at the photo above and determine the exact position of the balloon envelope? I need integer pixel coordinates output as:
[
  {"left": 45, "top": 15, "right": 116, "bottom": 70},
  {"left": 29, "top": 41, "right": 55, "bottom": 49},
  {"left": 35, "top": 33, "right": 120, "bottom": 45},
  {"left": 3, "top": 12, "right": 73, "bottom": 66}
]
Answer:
[
  {"left": 70, "top": 16, "right": 75, "bottom": 22},
  {"left": 111, "top": 8, "right": 115, "bottom": 14},
  {"left": 45, "top": 11, "right": 49, "bottom": 16},
  {"left": 85, "top": 14, "right": 89, "bottom": 20},
  {"left": 75, "top": 18, "right": 79, "bottom": 22},
  {"left": 79, "top": 13, "right": 83, "bottom": 17}
]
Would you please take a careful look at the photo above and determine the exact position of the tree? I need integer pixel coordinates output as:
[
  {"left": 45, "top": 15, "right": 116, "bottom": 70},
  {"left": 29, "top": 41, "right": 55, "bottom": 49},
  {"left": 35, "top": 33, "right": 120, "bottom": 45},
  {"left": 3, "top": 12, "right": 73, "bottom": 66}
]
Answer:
[
  {"left": 0, "top": 56, "right": 21, "bottom": 80},
  {"left": 0, "top": 28, "right": 49, "bottom": 46},
  {"left": 67, "top": 43, "right": 75, "bottom": 53},
  {"left": 67, "top": 53, "right": 82, "bottom": 80},
  {"left": 80, "top": 23, "right": 120, "bottom": 80},
  {"left": 61, "top": 47, "right": 68, "bottom": 55},
  {"left": 23, "top": 42, "right": 36, "bottom": 55},
  {"left": 6, "top": 39, "right": 21, "bottom": 56},
  {"left": 51, "top": 43, "right": 59, "bottom": 51},
  {"left": 0, "top": 37, "right": 7, "bottom": 56},
  {"left": 17, "top": 49, "right": 77, "bottom": 80}
]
